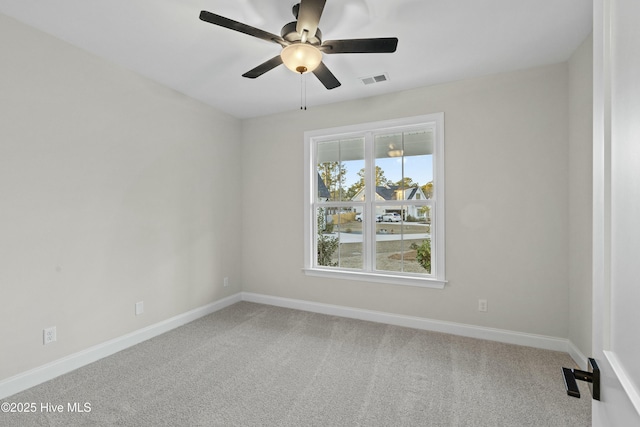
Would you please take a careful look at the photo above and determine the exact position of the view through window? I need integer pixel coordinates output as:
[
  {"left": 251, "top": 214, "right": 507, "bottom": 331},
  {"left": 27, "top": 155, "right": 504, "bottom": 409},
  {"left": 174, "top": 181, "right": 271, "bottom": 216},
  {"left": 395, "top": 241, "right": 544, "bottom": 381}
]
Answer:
[{"left": 305, "top": 114, "right": 445, "bottom": 288}]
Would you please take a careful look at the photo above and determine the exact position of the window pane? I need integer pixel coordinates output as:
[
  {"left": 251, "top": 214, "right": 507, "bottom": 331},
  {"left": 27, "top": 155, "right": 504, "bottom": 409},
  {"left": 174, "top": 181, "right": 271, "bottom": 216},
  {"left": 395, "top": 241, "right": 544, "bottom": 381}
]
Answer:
[
  {"left": 374, "top": 130, "right": 434, "bottom": 201},
  {"left": 340, "top": 138, "right": 365, "bottom": 202},
  {"left": 375, "top": 205, "right": 431, "bottom": 274},
  {"left": 317, "top": 140, "right": 339, "bottom": 201},
  {"left": 316, "top": 206, "right": 363, "bottom": 269},
  {"left": 317, "top": 137, "right": 364, "bottom": 202}
]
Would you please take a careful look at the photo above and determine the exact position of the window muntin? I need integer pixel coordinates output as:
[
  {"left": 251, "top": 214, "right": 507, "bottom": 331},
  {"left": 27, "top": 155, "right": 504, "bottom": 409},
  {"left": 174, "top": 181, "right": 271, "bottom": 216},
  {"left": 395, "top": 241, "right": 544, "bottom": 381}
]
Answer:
[{"left": 305, "top": 114, "right": 445, "bottom": 288}]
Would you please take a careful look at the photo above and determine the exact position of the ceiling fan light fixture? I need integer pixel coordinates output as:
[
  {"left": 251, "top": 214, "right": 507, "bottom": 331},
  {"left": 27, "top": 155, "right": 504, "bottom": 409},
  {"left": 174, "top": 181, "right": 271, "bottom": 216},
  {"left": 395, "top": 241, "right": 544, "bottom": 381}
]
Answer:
[
  {"left": 281, "top": 43, "right": 322, "bottom": 74},
  {"left": 388, "top": 145, "right": 403, "bottom": 157}
]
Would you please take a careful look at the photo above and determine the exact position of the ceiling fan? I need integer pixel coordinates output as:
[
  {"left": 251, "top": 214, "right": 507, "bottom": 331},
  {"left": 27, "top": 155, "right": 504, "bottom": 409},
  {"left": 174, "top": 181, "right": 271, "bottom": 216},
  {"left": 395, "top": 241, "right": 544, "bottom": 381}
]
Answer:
[{"left": 199, "top": 0, "right": 398, "bottom": 90}]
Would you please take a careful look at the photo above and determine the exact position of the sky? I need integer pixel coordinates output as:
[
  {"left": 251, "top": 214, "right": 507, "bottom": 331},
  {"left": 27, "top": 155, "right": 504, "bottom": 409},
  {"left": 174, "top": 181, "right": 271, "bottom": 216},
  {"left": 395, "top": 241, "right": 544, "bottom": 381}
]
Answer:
[{"left": 342, "top": 154, "right": 433, "bottom": 189}]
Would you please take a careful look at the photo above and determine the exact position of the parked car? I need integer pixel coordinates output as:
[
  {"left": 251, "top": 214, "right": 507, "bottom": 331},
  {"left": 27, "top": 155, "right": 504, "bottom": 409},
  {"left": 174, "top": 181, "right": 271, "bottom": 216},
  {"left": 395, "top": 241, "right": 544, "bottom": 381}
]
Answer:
[
  {"left": 382, "top": 213, "right": 402, "bottom": 222},
  {"left": 356, "top": 213, "right": 383, "bottom": 222}
]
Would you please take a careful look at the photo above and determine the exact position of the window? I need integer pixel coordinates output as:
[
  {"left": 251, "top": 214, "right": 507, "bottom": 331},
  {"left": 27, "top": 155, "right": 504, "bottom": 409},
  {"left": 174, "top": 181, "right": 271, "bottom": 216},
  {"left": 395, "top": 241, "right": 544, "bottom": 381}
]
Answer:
[{"left": 303, "top": 114, "right": 446, "bottom": 288}]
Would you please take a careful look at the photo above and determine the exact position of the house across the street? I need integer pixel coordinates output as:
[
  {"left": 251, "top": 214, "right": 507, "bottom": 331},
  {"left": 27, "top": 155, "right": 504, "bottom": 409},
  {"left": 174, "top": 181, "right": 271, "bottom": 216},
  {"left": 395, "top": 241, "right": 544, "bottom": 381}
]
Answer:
[{"left": 351, "top": 185, "right": 428, "bottom": 220}]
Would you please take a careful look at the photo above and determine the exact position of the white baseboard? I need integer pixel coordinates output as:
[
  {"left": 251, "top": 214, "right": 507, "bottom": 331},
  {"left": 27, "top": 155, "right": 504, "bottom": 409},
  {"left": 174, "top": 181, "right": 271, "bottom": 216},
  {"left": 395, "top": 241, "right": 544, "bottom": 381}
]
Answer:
[
  {"left": 0, "top": 293, "right": 241, "bottom": 400},
  {"left": 568, "top": 340, "right": 588, "bottom": 370},
  {"left": 241, "top": 292, "right": 576, "bottom": 355}
]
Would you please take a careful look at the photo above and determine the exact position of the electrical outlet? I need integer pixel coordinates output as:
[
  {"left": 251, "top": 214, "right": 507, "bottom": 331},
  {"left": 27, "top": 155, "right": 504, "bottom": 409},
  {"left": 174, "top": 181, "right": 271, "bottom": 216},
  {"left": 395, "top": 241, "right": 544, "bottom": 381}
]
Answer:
[
  {"left": 478, "top": 299, "right": 488, "bottom": 312},
  {"left": 43, "top": 327, "right": 57, "bottom": 345},
  {"left": 135, "top": 301, "right": 144, "bottom": 316},
  {"left": 223, "top": 277, "right": 229, "bottom": 287}
]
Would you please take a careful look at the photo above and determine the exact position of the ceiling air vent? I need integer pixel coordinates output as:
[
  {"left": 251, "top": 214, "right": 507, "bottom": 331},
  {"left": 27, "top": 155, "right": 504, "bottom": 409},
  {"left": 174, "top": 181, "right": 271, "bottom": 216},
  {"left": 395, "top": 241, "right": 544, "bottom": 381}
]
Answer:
[{"left": 359, "top": 73, "right": 389, "bottom": 85}]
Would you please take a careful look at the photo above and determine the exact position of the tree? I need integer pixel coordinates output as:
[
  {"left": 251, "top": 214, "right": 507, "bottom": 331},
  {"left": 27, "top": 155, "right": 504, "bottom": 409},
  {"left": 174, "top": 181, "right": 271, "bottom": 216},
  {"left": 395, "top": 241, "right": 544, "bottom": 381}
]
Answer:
[
  {"left": 421, "top": 181, "right": 434, "bottom": 199},
  {"left": 356, "top": 166, "right": 392, "bottom": 188},
  {"left": 418, "top": 206, "right": 431, "bottom": 222},
  {"left": 412, "top": 239, "right": 431, "bottom": 273},
  {"left": 318, "top": 162, "right": 347, "bottom": 201},
  {"left": 317, "top": 208, "right": 338, "bottom": 266},
  {"left": 344, "top": 182, "right": 362, "bottom": 200},
  {"left": 395, "top": 177, "right": 417, "bottom": 189}
]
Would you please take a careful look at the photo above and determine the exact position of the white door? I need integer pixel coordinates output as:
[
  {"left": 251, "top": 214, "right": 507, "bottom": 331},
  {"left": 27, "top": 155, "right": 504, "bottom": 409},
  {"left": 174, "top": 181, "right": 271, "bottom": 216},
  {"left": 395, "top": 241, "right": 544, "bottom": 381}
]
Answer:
[{"left": 592, "top": 0, "right": 640, "bottom": 425}]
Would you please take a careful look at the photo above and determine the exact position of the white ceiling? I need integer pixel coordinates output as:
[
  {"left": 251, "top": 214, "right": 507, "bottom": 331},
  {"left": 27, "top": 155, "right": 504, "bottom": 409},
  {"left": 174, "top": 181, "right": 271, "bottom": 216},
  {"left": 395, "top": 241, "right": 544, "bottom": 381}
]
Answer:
[{"left": 0, "top": 0, "right": 592, "bottom": 119}]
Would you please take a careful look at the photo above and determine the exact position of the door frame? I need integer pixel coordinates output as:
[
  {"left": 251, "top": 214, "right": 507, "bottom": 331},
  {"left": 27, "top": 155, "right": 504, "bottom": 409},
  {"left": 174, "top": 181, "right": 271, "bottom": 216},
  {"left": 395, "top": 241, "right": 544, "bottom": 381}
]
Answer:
[{"left": 592, "top": 0, "right": 640, "bottom": 424}]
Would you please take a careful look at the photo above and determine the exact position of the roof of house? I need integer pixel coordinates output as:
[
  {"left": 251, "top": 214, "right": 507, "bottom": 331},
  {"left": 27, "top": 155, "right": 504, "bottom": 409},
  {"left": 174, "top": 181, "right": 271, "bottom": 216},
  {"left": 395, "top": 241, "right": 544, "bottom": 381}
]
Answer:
[
  {"left": 375, "top": 186, "right": 419, "bottom": 201},
  {"left": 317, "top": 174, "right": 331, "bottom": 199}
]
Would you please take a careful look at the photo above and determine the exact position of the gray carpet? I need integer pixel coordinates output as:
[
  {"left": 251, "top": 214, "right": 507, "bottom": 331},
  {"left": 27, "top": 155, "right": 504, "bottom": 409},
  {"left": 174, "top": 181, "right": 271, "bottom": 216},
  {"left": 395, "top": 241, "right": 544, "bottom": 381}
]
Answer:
[{"left": 1, "top": 302, "right": 590, "bottom": 426}]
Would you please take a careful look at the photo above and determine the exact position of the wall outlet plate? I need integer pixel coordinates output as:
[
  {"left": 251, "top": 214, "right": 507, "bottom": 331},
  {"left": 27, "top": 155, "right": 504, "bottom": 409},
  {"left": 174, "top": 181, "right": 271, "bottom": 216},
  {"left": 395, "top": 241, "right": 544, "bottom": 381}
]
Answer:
[
  {"left": 478, "top": 299, "right": 488, "bottom": 312},
  {"left": 43, "top": 327, "right": 56, "bottom": 345},
  {"left": 135, "top": 301, "right": 144, "bottom": 315}
]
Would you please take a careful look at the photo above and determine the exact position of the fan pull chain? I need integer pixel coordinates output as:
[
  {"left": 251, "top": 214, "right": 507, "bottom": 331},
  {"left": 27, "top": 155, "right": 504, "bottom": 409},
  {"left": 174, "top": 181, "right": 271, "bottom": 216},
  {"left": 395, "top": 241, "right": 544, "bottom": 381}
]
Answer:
[{"left": 300, "top": 72, "right": 307, "bottom": 110}]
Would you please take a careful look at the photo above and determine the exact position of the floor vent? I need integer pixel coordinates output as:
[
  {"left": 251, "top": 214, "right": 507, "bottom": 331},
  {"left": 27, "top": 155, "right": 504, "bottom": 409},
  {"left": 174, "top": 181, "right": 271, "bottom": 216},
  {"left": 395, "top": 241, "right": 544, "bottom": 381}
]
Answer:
[{"left": 359, "top": 73, "right": 389, "bottom": 85}]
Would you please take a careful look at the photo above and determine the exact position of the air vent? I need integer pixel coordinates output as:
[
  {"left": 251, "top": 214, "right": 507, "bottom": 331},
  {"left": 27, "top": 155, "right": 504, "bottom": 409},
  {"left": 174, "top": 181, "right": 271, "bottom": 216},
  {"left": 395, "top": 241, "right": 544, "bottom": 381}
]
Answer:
[{"left": 359, "top": 73, "right": 389, "bottom": 85}]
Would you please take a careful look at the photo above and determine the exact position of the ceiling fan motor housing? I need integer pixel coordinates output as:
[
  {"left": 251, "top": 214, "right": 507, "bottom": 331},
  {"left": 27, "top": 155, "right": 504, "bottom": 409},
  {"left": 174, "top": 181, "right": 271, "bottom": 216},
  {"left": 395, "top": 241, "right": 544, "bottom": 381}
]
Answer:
[{"left": 281, "top": 21, "right": 322, "bottom": 45}]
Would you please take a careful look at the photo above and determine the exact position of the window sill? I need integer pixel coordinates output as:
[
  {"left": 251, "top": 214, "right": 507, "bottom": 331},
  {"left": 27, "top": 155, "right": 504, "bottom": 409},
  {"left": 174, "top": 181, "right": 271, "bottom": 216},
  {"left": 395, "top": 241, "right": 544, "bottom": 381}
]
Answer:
[{"left": 302, "top": 268, "right": 447, "bottom": 289}]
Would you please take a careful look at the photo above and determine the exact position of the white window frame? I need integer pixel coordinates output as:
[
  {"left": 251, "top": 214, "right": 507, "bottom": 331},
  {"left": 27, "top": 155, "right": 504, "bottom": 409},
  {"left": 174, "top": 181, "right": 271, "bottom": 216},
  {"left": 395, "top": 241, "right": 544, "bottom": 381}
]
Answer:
[{"left": 303, "top": 113, "right": 446, "bottom": 289}]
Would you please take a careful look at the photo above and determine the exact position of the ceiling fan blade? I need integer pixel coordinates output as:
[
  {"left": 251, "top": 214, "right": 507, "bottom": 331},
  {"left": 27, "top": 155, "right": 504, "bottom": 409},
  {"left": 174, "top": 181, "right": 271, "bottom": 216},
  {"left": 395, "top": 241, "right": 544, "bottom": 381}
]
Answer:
[
  {"left": 320, "top": 38, "right": 398, "bottom": 54},
  {"left": 242, "top": 56, "right": 284, "bottom": 79},
  {"left": 296, "top": 0, "right": 326, "bottom": 38},
  {"left": 199, "top": 11, "right": 287, "bottom": 46},
  {"left": 313, "top": 61, "right": 341, "bottom": 90}
]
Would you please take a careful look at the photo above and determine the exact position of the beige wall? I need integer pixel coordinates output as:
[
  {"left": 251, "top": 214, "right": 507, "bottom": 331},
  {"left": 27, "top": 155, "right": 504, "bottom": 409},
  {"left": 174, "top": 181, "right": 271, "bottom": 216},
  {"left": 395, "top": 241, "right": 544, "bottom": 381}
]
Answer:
[
  {"left": 568, "top": 34, "right": 593, "bottom": 358},
  {"left": 0, "top": 14, "right": 243, "bottom": 380},
  {"left": 241, "top": 62, "right": 572, "bottom": 338}
]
